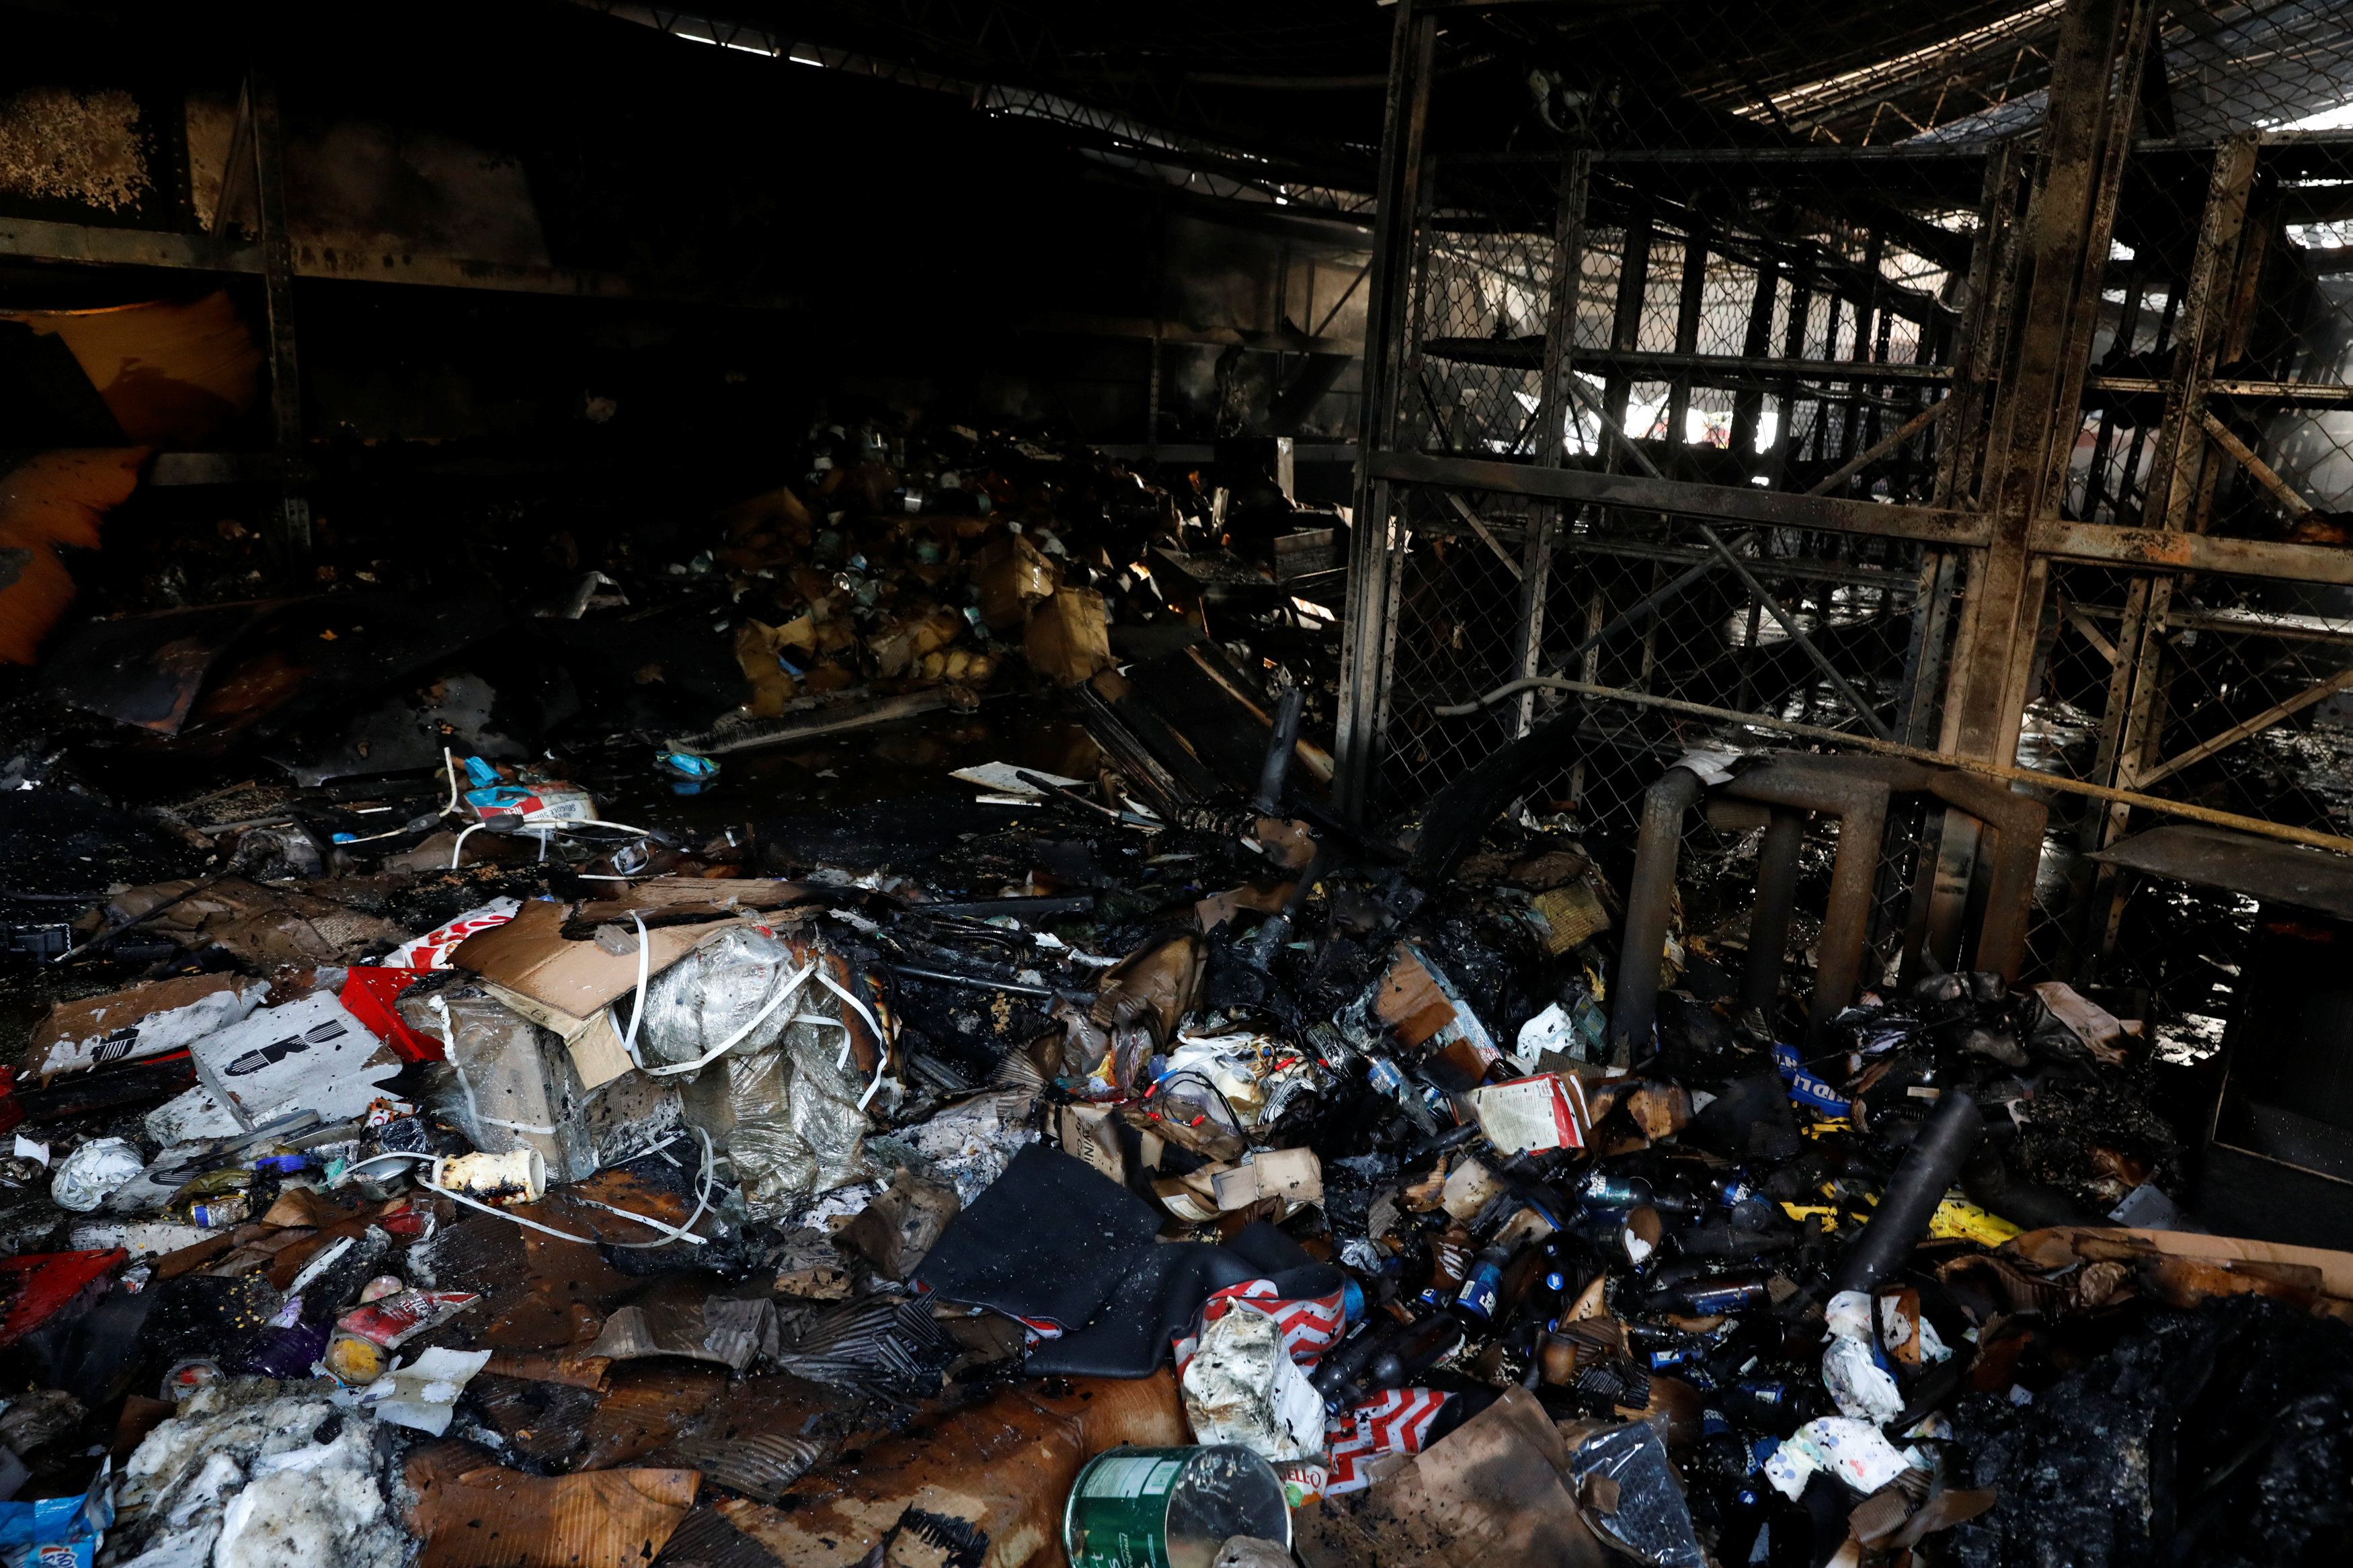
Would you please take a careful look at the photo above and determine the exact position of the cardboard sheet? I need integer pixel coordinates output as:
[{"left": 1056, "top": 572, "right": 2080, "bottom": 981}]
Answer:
[
  {"left": 405, "top": 1444, "right": 699, "bottom": 1568},
  {"left": 1024, "top": 585, "right": 1115, "bottom": 686},
  {"left": 1295, "top": 1387, "right": 1608, "bottom": 1568},
  {"left": 479, "top": 981, "right": 633, "bottom": 1090},
  {"left": 717, "top": 1374, "right": 1183, "bottom": 1568},
  {"left": 188, "top": 991, "right": 402, "bottom": 1129},
  {"left": 567, "top": 876, "right": 809, "bottom": 925},
  {"left": 29, "top": 973, "right": 266, "bottom": 1078},
  {"left": 1373, "top": 942, "right": 1501, "bottom": 1067},
  {"left": 2011, "top": 1224, "right": 2353, "bottom": 1298},
  {"left": 1469, "top": 1073, "right": 1593, "bottom": 1155},
  {"left": 450, "top": 899, "right": 716, "bottom": 1019}
]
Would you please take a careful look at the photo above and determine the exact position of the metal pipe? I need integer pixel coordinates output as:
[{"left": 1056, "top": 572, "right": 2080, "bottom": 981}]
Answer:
[
  {"left": 1827, "top": 1089, "right": 1983, "bottom": 1296},
  {"left": 1743, "top": 810, "right": 1806, "bottom": 1016},
  {"left": 1802, "top": 397, "right": 1951, "bottom": 501},
  {"left": 1729, "top": 755, "right": 2048, "bottom": 1008},
  {"left": 1611, "top": 766, "right": 1708, "bottom": 1061},
  {"left": 877, "top": 963, "right": 1085, "bottom": 1002},
  {"left": 915, "top": 895, "right": 1097, "bottom": 919},
  {"left": 1255, "top": 685, "right": 1307, "bottom": 815},
  {"left": 53, "top": 872, "right": 229, "bottom": 966},
  {"left": 1013, "top": 770, "right": 1156, "bottom": 829}
]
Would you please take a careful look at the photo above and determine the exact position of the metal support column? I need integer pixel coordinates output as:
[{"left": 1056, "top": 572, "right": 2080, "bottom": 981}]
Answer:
[
  {"left": 1945, "top": 0, "right": 2153, "bottom": 770},
  {"left": 2140, "top": 134, "right": 2260, "bottom": 536},
  {"left": 1840, "top": 233, "right": 1884, "bottom": 463},
  {"left": 1663, "top": 218, "right": 1709, "bottom": 454},
  {"left": 1730, "top": 257, "right": 1780, "bottom": 465},
  {"left": 249, "top": 67, "right": 308, "bottom": 568},
  {"left": 2072, "top": 132, "right": 2260, "bottom": 981},
  {"left": 1334, "top": 0, "right": 1436, "bottom": 823},
  {"left": 1604, "top": 201, "right": 1653, "bottom": 440},
  {"left": 1922, "top": 149, "right": 2026, "bottom": 825},
  {"left": 1765, "top": 267, "right": 1813, "bottom": 489},
  {"left": 1518, "top": 149, "right": 1590, "bottom": 737},
  {"left": 1146, "top": 334, "right": 1162, "bottom": 458}
]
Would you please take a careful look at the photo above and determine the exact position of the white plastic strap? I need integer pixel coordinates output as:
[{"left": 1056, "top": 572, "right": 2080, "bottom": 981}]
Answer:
[
  {"left": 817, "top": 969, "right": 888, "bottom": 1067},
  {"left": 475, "top": 1114, "right": 560, "bottom": 1136},
  {"left": 573, "top": 1194, "right": 706, "bottom": 1244},
  {"left": 813, "top": 969, "right": 896, "bottom": 1110},
  {"left": 640, "top": 960, "right": 817, "bottom": 1078},
  {"left": 619, "top": 912, "right": 651, "bottom": 1068}
]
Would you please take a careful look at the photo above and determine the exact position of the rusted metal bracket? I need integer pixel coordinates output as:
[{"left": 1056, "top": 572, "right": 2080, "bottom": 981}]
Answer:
[{"left": 1613, "top": 753, "right": 2048, "bottom": 1048}]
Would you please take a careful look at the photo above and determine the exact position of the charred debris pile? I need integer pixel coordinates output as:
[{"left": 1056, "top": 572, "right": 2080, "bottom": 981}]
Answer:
[{"left": 0, "top": 430, "right": 2344, "bottom": 1568}]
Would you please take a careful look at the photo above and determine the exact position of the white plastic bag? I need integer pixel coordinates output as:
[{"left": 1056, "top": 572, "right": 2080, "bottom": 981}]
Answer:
[{"left": 51, "top": 1138, "right": 145, "bottom": 1212}]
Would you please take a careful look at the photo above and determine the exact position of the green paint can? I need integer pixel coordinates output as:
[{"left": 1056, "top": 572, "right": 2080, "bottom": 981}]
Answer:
[{"left": 1063, "top": 1445, "right": 1291, "bottom": 1568}]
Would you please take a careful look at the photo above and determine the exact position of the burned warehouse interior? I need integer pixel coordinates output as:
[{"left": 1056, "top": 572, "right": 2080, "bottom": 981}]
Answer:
[{"left": 17, "top": 0, "right": 2353, "bottom": 1563}]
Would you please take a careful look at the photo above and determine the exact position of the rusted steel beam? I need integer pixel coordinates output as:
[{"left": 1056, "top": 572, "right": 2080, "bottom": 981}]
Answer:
[
  {"left": 2142, "top": 134, "right": 2261, "bottom": 532},
  {"left": 1361, "top": 449, "right": 1991, "bottom": 548},
  {"left": 249, "top": 70, "right": 307, "bottom": 564},
  {"left": 1521, "top": 150, "right": 1589, "bottom": 735},
  {"left": 2029, "top": 519, "right": 2353, "bottom": 585},
  {"left": 2131, "top": 662, "right": 2353, "bottom": 790},
  {"left": 2088, "top": 375, "right": 2353, "bottom": 407},
  {"left": 1421, "top": 341, "right": 1954, "bottom": 383},
  {"left": 0, "top": 214, "right": 792, "bottom": 307}
]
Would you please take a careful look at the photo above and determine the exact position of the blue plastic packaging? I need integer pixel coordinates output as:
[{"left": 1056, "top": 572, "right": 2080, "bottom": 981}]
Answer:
[
  {"left": 0, "top": 1458, "right": 112, "bottom": 1568},
  {"left": 1773, "top": 1040, "right": 1851, "bottom": 1115}
]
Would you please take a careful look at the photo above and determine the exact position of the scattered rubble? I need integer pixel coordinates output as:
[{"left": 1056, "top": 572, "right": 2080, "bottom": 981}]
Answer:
[{"left": 0, "top": 534, "right": 2346, "bottom": 1565}]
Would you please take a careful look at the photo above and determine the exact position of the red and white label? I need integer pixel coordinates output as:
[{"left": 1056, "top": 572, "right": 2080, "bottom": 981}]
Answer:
[
  {"left": 1325, "top": 1388, "right": 1451, "bottom": 1494},
  {"left": 382, "top": 898, "right": 522, "bottom": 969},
  {"left": 1468, "top": 1073, "right": 1590, "bottom": 1154}
]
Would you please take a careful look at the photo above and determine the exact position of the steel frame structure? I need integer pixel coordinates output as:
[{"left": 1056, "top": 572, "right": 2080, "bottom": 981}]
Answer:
[{"left": 1334, "top": 0, "right": 2353, "bottom": 1002}]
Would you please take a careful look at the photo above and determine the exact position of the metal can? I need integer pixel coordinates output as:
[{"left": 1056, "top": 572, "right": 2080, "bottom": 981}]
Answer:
[{"left": 1064, "top": 1445, "right": 1291, "bottom": 1568}]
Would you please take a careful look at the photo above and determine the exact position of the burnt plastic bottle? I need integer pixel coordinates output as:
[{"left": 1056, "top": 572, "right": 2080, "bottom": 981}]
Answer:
[
  {"left": 1417, "top": 1225, "right": 1473, "bottom": 1307},
  {"left": 1576, "top": 1202, "right": 1667, "bottom": 1268},
  {"left": 1675, "top": 1223, "right": 1798, "bottom": 1260},
  {"left": 1710, "top": 1480, "right": 1769, "bottom": 1568},
  {"left": 1639, "top": 1269, "right": 1773, "bottom": 1316},
  {"left": 1710, "top": 1171, "right": 1779, "bottom": 1230},
  {"left": 1453, "top": 1239, "right": 1513, "bottom": 1322},
  {"left": 1311, "top": 1307, "right": 1467, "bottom": 1413},
  {"left": 1577, "top": 1167, "right": 1702, "bottom": 1219},
  {"left": 1516, "top": 1241, "right": 1577, "bottom": 1330},
  {"left": 1309, "top": 1319, "right": 1384, "bottom": 1409}
]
